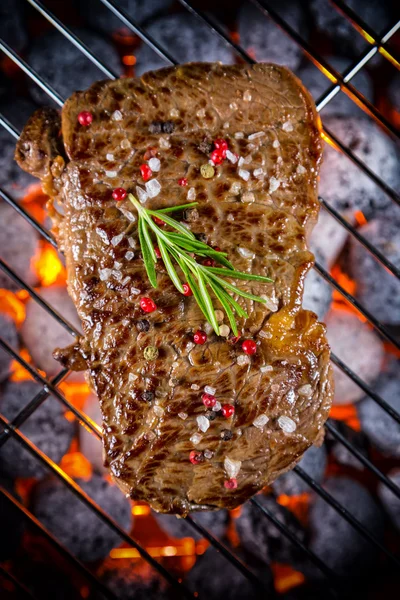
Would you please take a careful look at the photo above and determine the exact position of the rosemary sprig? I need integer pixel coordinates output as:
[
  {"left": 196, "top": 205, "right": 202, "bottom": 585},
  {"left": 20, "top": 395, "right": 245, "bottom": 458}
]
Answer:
[{"left": 129, "top": 194, "right": 273, "bottom": 336}]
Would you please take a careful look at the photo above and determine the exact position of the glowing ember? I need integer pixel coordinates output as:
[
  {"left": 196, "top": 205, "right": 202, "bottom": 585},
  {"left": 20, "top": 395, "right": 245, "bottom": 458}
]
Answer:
[
  {"left": 329, "top": 403, "right": 361, "bottom": 432},
  {"left": 33, "top": 242, "right": 66, "bottom": 286},
  {"left": 0, "top": 289, "right": 26, "bottom": 325},
  {"left": 59, "top": 381, "right": 91, "bottom": 411},
  {"left": 60, "top": 451, "right": 92, "bottom": 480}
]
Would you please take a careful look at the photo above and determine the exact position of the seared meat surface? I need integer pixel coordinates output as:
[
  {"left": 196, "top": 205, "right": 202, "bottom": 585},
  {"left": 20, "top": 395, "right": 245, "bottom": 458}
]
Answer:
[{"left": 16, "top": 63, "right": 333, "bottom": 515}]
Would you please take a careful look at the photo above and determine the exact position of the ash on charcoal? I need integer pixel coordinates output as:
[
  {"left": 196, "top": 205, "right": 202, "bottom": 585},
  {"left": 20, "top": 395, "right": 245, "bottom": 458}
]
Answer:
[
  {"left": 326, "top": 308, "right": 384, "bottom": 404},
  {"left": 238, "top": 2, "right": 306, "bottom": 71},
  {"left": 27, "top": 29, "right": 121, "bottom": 105},
  {"left": 319, "top": 116, "right": 400, "bottom": 219},
  {"left": 153, "top": 508, "right": 229, "bottom": 541},
  {"left": 0, "top": 476, "right": 24, "bottom": 560},
  {"left": 308, "top": 476, "right": 384, "bottom": 578},
  {"left": 309, "top": 208, "right": 349, "bottom": 268},
  {"left": 349, "top": 215, "right": 400, "bottom": 325},
  {"left": 272, "top": 444, "right": 327, "bottom": 496},
  {"left": 21, "top": 286, "right": 82, "bottom": 377},
  {"left": 79, "top": 0, "right": 172, "bottom": 35},
  {"left": 0, "top": 0, "right": 27, "bottom": 52},
  {"left": 302, "top": 256, "right": 332, "bottom": 319},
  {"left": 309, "top": 0, "right": 392, "bottom": 57},
  {"left": 357, "top": 359, "right": 400, "bottom": 458},
  {"left": 185, "top": 544, "right": 274, "bottom": 600},
  {"left": 96, "top": 558, "right": 171, "bottom": 600},
  {"left": 298, "top": 57, "right": 373, "bottom": 117},
  {"left": 0, "top": 380, "right": 76, "bottom": 479},
  {"left": 378, "top": 469, "right": 400, "bottom": 531},
  {"left": 236, "top": 493, "right": 306, "bottom": 567},
  {"left": 135, "top": 13, "right": 234, "bottom": 76},
  {"left": 327, "top": 420, "right": 369, "bottom": 470},
  {"left": 0, "top": 203, "right": 39, "bottom": 290},
  {"left": 0, "top": 313, "right": 19, "bottom": 383},
  {"left": 31, "top": 474, "right": 133, "bottom": 562},
  {"left": 80, "top": 393, "right": 107, "bottom": 474}
]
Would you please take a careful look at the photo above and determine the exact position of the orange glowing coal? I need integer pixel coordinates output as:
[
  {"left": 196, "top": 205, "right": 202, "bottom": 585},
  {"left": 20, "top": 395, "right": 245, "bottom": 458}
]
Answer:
[
  {"left": 277, "top": 492, "right": 310, "bottom": 526},
  {"left": 60, "top": 451, "right": 93, "bottom": 481},
  {"left": 10, "top": 348, "right": 38, "bottom": 382},
  {"left": 32, "top": 242, "right": 66, "bottom": 287},
  {"left": 59, "top": 381, "right": 91, "bottom": 412},
  {"left": 330, "top": 403, "right": 361, "bottom": 432},
  {"left": 271, "top": 563, "right": 305, "bottom": 594},
  {"left": 0, "top": 289, "right": 26, "bottom": 325}
]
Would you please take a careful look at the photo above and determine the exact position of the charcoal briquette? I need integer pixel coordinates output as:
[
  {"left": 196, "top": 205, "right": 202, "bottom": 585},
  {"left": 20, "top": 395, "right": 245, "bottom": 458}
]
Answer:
[{"left": 272, "top": 444, "right": 327, "bottom": 496}]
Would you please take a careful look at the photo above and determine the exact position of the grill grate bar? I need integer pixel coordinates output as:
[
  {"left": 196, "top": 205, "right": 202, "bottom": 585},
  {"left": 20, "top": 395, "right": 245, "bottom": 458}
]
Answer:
[
  {"left": 0, "top": 416, "right": 194, "bottom": 600},
  {"left": 0, "top": 335, "right": 102, "bottom": 439},
  {"left": 0, "top": 564, "right": 37, "bottom": 600},
  {"left": 177, "top": 0, "right": 256, "bottom": 63},
  {"left": 0, "top": 186, "right": 56, "bottom": 247},
  {"left": 294, "top": 466, "right": 400, "bottom": 568},
  {"left": 318, "top": 198, "right": 400, "bottom": 279},
  {"left": 331, "top": 0, "right": 400, "bottom": 67},
  {"left": 252, "top": 0, "right": 400, "bottom": 139},
  {"left": 98, "top": 0, "right": 176, "bottom": 65},
  {"left": 314, "top": 261, "right": 400, "bottom": 351},
  {"left": 0, "top": 257, "right": 80, "bottom": 337},
  {"left": 326, "top": 420, "right": 400, "bottom": 502},
  {"left": 185, "top": 515, "right": 266, "bottom": 591},
  {"left": 0, "top": 486, "right": 118, "bottom": 600},
  {"left": 250, "top": 497, "right": 339, "bottom": 593},
  {"left": 26, "top": 0, "right": 118, "bottom": 80},
  {"left": 0, "top": 113, "right": 19, "bottom": 140},
  {"left": 0, "top": 40, "right": 64, "bottom": 106}
]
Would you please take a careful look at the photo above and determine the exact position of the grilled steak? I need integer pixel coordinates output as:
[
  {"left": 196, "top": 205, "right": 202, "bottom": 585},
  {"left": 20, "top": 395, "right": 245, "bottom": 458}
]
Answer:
[{"left": 16, "top": 63, "right": 333, "bottom": 515}]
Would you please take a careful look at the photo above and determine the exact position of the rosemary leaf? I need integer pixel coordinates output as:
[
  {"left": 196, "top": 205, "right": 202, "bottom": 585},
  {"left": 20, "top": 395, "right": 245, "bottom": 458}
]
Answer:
[
  {"left": 209, "top": 279, "right": 238, "bottom": 336},
  {"left": 138, "top": 219, "right": 157, "bottom": 288},
  {"left": 207, "top": 266, "right": 273, "bottom": 282},
  {"left": 157, "top": 202, "right": 198, "bottom": 214},
  {"left": 196, "top": 268, "right": 220, "bottom": 334},
  {"left": 146, "top": 209, "right": 197, "bottom": 240},
  {"left": 158, "top": 238, "right": 185, "bottom": 293}
]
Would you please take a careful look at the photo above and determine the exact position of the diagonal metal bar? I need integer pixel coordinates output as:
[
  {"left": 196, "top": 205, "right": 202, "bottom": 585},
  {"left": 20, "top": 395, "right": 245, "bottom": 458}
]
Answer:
[
  {"left": 26, "top": 0, "right": 118, "bottom": 80},
  {"left": 294, "top": 466, "right": 400, "bottom": 568},
  {"left": 0, "top": 39, "right": 64, "bottom": 106},
  {"left": 0, "top": 113, "right": 20, "bottom": 140},
  {"left": 0, "top": 486, "right": 118, "bottom": 600},
  {"left": 326, "top": 420, "right": 400, "bottom": 502},
  {"left": 0, "top": 257, "right": 80, "bottom": 337},
  {"left": 0, "top": 416, "right": 194, "bottom": 599}
]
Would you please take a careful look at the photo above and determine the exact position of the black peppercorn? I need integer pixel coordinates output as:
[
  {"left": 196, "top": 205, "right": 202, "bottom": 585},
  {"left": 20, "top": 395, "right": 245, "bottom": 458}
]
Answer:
[
  {"left": 198, "top": 139, "right": 212, "bottom": 155},
  {"left": 206, "top": 411, "right": 217, "bottom": 421},
  {"left": 136, "top": 319, "right": 150, "bottom": 332},
  {"left": 162, "top": 120, "right": 175, "bottom": 134},
  {"left": 221, "top": 429, "right": 233, "bottom": 441},
  {"left": 142, "top": 391, "right": 154, "bottom": 402},
  {"left": 149, "top": 120, "right": 163, "bottom": 134}
]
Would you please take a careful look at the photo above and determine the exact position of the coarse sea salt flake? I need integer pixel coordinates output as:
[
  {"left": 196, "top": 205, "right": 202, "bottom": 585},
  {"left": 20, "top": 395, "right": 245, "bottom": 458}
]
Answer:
[
  {"left": 191, "top": 384, "right": 200, "bottom": 391},
  {"left": 238, "top": 247, "right": 255, "bottom": 259},
  {"left": 114, "top": 261, "right": 122, "bottom": 270},
  {"left": 241, "top": 191, "right": 255, "bottom": 204},
  {"left": 131, "top": 287, "right": 141, "bottom": 295},
  {"left": 99, "top": 268, "right": 112, "bottom": 281},
  {"left": 248, "top": 131, "right": 265, "bottom": 140},
  {"left": 204, "top": 449, "right": 213, "bottom": 459},
  {"left": 105, "top": 170, "right": 117, "bottom": 178},
  {"left": 187, "top": 187, "right": 196, "bottom": 201},
  {"left": 145, "top": 179, "right": 161, "bottom": 198},
  {"left": 243, "top": 90, "right": 252, "bottom": 101},
  {"left": 197, "top": 108, "right": 206, "bottom": 118},
  {"left": 154, "top": 405, "right": 164, "bottom": 417},
  {"left": 125, "top": 251, "right": 134, "bottom": 260},
  {"left": 262, "top": 294, "right": 278, "bottom": 312},
  {"left": 253, "top": 168, "right": 264, "bottom": 179},
  {"left": 272, "top": 139, "right": 280, "bottom": 148},
  {"left": 197, "top": 415, "right": 210, "bottom": 433},
  {"left": 119, "top": 208, "right": 136, "bottom": 222},
  {"left": 190, "top": 433, "right": 203, "bottom": 445},
  {"left": 129, "top": 373, "right": 138, "bottom": 382},
  {"left": 297, "top": 164, "right": 306, "bottom": 175},
  {"left": 112, "top": 110, "right": 123, "bottom": 121},
  {"left": 106, "top": 153, "right": 114, "bottom": 161},
  {"left": 120, "top": 139, "right": 131, "bottom": 149},
  {"left": 226, "top": 150, "right": 238, "bottom": 164},
  {"left": 148, "top": 157, "right": 161, "bottom": 172},
  {"left": 253, "top": 414, "right": 269, "bottom": 429},
  {"left": 128, "top": 237, "right": 136, "bottom": 248},
  {"left": 111, "top": 233, "right": 124, "bottom": 247},
  {"left": 121, "top": 276, "right": 130, "bottom": 286},
  {"left": 213, "top": 401, "right": 222, "bottom": 412},
  {"left": 282, "top": 121, "right": 294, "bottom": 132},
  {"left": 136, "top": 185, "right": 148, "bottom": 204},
  {"left": 204, "top": 385, "right": 216, "bottom": 395},
  {"left": 238, "top": 157, "right": 245, "bottom": 167},
  {"left": 237, "top": 355, "right": 250, "bottom": 366},
  {"left": 224, "top": 457, "right": 241, "bottom": 478},
  {"left": 159, "top": 137, "right": 170, "bottom": 149},
  {"left": 112, "top": 270, "right": 122, "bottom": 281},
  {"left": 269, "top": 177, "right": 280, "bottom": 193},
  {"left": 298, "top": 384, "right": 313, "bottom": 396},
  {"left": 238, "top": 169, "right": 250, "bottom": 181},
  {"left": 235, "top": 132, "right": 244, "bottom": 139},
  {"left": 278, "top": 415, "right": 297, "bottom": 433},
  {"left": 227, "top": 213, "right": 235, "bottom": 222},
  {"left": 178, "top": 412, "right": 188, "bottom": 420},
  {"left": 260, "top": 365, "right": 273, "bottom": 373}
]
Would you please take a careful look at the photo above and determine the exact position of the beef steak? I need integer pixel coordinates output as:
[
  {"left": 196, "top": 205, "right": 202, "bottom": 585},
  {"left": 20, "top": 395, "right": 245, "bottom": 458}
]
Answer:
[{"left": 16, "top": 63, "right": 333, "bottom": 515}]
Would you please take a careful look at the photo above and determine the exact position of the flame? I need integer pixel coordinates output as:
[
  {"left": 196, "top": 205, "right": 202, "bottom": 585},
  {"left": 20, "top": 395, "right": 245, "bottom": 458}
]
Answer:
[
  {"left": 329, "top": 403, "right": 361, "bottom": 432},
  {"left": 110, "top": 537, "right": 196, "bottom": 559},
  {"left": 271, "top": 563, "right": 305, "bottom": 594},
  {"left": 32, "top": 242, "right": 66, "bottom": 287},
  {"left": 132, "top": 504, "right": 151, "bottom": 517},
  {"left": 59, "top": 451, "right": 93, "bottom": 480},
  {"left": 0, "top": 289, "right": 26, "bottom": 325},
  {"left": 277, "top": 492, "right": 310, "bottom": 525}
]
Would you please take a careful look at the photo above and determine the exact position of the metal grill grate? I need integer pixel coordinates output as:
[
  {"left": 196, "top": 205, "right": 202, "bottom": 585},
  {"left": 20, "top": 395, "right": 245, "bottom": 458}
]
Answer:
[{"left": 0, "top": 1, "right": 399, "bottom": 598}]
